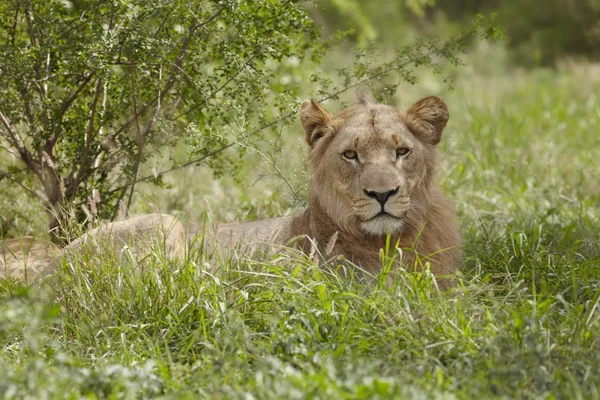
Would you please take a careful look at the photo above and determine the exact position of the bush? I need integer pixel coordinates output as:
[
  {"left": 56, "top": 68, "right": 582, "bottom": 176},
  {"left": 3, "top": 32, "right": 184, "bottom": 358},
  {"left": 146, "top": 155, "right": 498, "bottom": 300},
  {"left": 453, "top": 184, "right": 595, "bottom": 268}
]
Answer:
[{"left": 0, "top": 0, "right": 322, "bottom": 241}]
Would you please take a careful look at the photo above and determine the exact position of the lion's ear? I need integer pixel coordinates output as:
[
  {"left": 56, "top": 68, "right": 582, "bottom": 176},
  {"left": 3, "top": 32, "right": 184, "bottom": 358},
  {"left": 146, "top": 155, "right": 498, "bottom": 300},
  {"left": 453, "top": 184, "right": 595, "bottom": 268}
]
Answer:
[
  {"left": 300, "top": 99, "right": 332, "bottom": 147},
  {"left": 405, "top": 96, "right": 449, "bottom": 146}
]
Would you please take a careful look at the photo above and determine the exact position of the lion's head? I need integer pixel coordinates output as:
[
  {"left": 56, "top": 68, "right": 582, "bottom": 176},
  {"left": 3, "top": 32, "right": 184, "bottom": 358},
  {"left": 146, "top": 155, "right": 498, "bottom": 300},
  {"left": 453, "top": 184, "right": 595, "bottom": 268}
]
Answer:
[{"left": 300, "top": 93, "right": 449, "bottom": 237}]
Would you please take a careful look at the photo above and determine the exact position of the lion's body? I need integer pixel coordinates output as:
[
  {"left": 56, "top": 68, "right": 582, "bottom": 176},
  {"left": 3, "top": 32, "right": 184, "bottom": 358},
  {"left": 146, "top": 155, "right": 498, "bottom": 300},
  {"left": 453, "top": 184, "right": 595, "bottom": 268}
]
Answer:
[
  {"left": 208, "top": 213, "right": 310, "bottom": 254},
  {"left": 66, "top": 213, "right": 186, "bottom": 260},
  {"left": 1, "top": 94, "right": 462, "bottom": 289},
  {"left": 1, "top": 237, "right": 61, "bottom": 283}
]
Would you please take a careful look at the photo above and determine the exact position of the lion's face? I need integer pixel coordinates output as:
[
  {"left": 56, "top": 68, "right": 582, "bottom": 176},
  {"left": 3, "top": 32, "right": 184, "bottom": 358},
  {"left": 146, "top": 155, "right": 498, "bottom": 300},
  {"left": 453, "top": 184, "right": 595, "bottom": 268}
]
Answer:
[{"left": 300, "top": 94, "right": 449, "bottom": 237}]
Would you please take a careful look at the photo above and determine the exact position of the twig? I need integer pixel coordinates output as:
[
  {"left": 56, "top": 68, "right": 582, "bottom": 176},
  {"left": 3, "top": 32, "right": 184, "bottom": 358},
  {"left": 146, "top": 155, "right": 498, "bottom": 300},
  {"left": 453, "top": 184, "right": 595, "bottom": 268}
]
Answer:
[
  {"left": 0, "top": 170, "right": 44, "bottom": 202},
  {"left": 0, "top": 109, "right": 28, "bottom": 160},
  {"left": 109, "top": 5, "right": 223, "bottom": 142},
  {"left": 161, "top": 8, "right": 202, "bottom": 91},
  {"left": 68, "top": 78, "right": 103, "bottom": 198},
  {"left": 24, "top": 4, "right": 37, "bottom": 47},
  {"left": 125, "top": 142, "right": 234, "bottom": 187},
  {"left": 125, "top": 64, "right": 145, "bottom": 213},
  {"left": 0, "top": 145, "right": 19, "bottom": 159},
  {"left": 171, "top": 47, "right": 264, "bottom": 121},
  {"left": 237, "top": 140, "right": 303, "bottom": 205},
  {"left": 57, "top": 72, "right": 96, "bottom": 121},
  {"left": 8, "top": 3, "right": 19, "bottom": 47},
  {"left": 192, "top": 5, "right": 226, "bottom": 29},
  {"left": 129, "top": 40, "right": 460, "bottom": 185}
]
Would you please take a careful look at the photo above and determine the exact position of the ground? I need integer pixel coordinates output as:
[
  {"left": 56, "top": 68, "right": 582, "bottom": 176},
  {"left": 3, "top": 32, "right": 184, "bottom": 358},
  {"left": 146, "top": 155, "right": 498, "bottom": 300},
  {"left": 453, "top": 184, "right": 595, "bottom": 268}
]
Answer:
[{"left": 1, "top": 47, "right": 600, "bottom": 399}]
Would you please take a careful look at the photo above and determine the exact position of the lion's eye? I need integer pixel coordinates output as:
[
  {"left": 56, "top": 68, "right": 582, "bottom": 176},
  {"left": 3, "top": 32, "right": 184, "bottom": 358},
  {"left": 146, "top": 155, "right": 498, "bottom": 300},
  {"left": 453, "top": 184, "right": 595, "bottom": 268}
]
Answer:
[
  {"left": 396, "top": 147, "right": 410, "bottom": 158},
  {"left": 342, "top": 150, "right": 358, "bottom": 161}
]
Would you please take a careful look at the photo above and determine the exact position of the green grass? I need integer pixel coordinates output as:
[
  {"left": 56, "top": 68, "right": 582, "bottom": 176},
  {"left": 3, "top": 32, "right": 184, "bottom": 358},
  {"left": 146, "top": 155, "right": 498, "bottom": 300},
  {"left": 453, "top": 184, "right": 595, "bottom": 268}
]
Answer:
[{"left": 2, "top": 57, "right": 600, "bottom": 398}]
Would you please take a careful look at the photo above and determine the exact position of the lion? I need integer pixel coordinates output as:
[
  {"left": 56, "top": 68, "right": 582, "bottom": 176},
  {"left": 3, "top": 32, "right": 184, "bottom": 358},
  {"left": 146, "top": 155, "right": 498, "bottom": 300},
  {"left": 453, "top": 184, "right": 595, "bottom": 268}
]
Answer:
[
  {"left": 1, "top": 214, "right": 185, "bottom": 284},
  {"left": 1, "top": 93, "right": 462, "bottom": 288},
  {"left": 1, "top": 237, "right": 61, "bottom": 283}
]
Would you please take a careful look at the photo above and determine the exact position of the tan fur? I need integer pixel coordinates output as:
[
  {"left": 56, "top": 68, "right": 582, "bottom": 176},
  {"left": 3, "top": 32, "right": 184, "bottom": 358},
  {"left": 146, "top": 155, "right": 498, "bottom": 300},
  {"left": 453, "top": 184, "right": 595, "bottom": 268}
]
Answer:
[
  {"left": 305, "top": 95, "right": 461, "bottom": 287},
  {"left": 65, "top": 213, "right": 186, "bottom": 260},
  {"left": 2, "top": 95, "right": 462, "bottom": 289},
  {"left": 1, "top": 237, "right": 61, "bottom": 283},
  {"left": 0, "top": 214, "right": 185, "bottom": 283}
]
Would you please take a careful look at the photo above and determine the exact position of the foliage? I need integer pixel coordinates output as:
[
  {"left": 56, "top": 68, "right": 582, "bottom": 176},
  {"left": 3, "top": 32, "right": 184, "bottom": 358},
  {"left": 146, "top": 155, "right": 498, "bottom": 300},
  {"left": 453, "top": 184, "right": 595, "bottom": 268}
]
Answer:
[
  {"left": 313, "top": 0, "right": 410, "bottom": 46},
  {"left": 432, "top": 0, "right": 600, "bottom": 65},
  {"left": 496, "top": 0, "right": 600, "bottom": 64},
  {"left": 317, "top": 0, "right": 600, "bottom": 65}
]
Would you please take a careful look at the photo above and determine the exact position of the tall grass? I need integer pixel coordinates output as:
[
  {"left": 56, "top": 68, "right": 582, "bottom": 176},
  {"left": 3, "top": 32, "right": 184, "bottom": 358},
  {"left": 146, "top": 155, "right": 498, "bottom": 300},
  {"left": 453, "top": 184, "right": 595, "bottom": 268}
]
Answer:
[{"left": 1, "top": 55, "right": 600, "bottom": 398}]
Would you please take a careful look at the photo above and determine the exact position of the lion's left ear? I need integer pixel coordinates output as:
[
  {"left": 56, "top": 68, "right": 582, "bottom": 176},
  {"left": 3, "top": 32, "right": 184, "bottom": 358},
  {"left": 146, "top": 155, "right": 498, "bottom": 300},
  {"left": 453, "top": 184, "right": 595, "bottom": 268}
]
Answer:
[
  {"left": 299, "top": 99, "right": 332, "bottom": 147},
  {"left": 405, "top": 96, "right": 449, "bottom": 146}
]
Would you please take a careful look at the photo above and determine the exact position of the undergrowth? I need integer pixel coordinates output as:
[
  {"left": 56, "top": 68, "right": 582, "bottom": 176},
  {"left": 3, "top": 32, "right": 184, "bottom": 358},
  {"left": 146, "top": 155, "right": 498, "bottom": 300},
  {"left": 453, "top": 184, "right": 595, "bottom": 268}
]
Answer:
[{"left": 1, "top": 57, "right": 600, "bottom": 399}]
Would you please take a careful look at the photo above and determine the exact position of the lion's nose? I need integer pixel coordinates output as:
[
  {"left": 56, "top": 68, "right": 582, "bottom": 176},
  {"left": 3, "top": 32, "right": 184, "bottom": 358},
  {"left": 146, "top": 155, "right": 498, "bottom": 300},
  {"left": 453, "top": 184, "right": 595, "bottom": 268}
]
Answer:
[{"left": 364, "top": 187, "right": 399, "bottom": 207}]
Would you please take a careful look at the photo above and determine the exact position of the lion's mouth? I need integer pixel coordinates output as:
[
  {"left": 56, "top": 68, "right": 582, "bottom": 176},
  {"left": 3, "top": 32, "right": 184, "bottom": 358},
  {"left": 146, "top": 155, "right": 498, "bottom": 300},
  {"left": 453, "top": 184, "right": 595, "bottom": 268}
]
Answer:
[{"left": 367, "top": 211, "right": 403, "bottom": 221}]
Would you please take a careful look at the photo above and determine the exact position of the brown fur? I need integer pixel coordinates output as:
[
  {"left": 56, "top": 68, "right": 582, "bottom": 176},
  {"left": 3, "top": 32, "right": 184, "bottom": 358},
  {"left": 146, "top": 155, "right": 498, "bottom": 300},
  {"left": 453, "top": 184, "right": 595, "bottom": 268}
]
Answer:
[{"left": 2, "top": 95, "right": 462, "bottom": 289}]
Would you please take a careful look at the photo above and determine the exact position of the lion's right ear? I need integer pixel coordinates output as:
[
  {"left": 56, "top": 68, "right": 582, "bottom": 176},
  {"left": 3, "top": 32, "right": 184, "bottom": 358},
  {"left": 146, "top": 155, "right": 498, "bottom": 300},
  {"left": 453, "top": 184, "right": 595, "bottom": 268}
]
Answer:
[{"left": 300, "top": 99, "right": 332, "bottom": 147}]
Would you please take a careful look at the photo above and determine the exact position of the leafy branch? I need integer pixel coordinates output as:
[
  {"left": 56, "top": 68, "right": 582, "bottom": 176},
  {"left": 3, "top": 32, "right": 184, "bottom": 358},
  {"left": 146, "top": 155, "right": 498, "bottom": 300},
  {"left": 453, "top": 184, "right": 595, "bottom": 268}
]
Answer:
[{"left": 128, "top": 14, "right": 501, "bottom": 189}]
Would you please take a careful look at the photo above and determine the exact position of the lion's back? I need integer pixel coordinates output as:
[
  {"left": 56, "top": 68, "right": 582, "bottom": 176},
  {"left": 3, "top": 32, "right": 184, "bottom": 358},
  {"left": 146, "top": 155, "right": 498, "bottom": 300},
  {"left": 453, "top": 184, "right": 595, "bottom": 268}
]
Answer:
[{"left": 1, "top": 237, "right": 60, "bottom": 283}]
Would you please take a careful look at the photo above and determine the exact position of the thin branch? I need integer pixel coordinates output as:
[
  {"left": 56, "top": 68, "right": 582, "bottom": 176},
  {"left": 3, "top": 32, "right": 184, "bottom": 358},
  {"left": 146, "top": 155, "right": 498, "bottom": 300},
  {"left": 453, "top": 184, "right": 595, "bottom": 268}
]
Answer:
[
  {"left": 57, "top": 71, "right": 96, "bottom": 120},
  {"left": 125, "top": 65, "right": 145, "bottom": 212},
  {"left": 161, "top": 4, "right": 204, "bottom": 94},
  {"left": 0, "top": 109, "right": 29, "bottom": 161},
  {"left": 43, "top": 52, "right": 50, "bottom": 97},
  {"left": 68, "top": 78, "right": 103, "bottom": 198},
  {"left": 8, "top": 3, "right": 20, "bottom": 47},
  {"left": 237, "top": 140, "right": 303, "bottom": 204},
  {"left": 171, "top": 47, "right": 263, "bottom": 120},
  {"left": 0, "top": 145, "right": 19, "bottom": 159},
  {"left": 17, "top": 82, "right": 37, "bottom": 135},
  {"left": 192, "top": 5, "right": 226, "bottom": 30},
  {"left": 124, "top": 142, "right": 235, "bottom": 187},
  {"left": 131, "top": 43, "right": 458, "bottom": 185},
  {"left": 43, "top": 71, "right": 96, "bottom": 151},
  {"left": 0, "top": 170, "right": 44, "bottom": 202},
  {"left": 0, "top": 110, "right": 18, "bottom": 144},
  {"left": 24, "top": 4, "right": 38, "bottom": 47},
  {"left": 23, "top": 2, "right": 50, "bottom": 111},
  {"left": 109, "top": 5, "right": 222, "bottom": 142}
]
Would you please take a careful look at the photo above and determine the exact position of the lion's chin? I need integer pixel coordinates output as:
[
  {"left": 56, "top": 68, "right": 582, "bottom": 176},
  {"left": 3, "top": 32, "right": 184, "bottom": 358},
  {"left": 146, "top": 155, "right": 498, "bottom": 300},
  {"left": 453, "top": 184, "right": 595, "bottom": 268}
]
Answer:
[{"left": 359, "top": 215, "right": 405, "bottom": 237}]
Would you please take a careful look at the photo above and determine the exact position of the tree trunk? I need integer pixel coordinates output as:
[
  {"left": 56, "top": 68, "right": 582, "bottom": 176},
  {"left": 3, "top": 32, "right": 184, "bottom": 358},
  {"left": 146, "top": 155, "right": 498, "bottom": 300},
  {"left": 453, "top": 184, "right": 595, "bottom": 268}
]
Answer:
[{"left": 39, "top": 159, "right": 69, "bottom": 245}]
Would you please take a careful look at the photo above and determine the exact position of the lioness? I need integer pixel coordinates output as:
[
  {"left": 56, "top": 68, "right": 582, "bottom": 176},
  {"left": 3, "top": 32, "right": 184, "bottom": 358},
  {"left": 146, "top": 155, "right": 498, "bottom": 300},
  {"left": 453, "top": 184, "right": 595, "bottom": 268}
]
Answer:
[{"left": 1, "top": 93, "right": 461, "bottom": 288}]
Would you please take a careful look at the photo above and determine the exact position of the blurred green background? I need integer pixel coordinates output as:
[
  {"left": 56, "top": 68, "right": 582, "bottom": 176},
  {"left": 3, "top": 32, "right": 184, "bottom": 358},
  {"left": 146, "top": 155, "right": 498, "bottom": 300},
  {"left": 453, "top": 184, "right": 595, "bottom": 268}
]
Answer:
[{"left": 318, "top": 0, "right": 600, "bottom": 65}]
